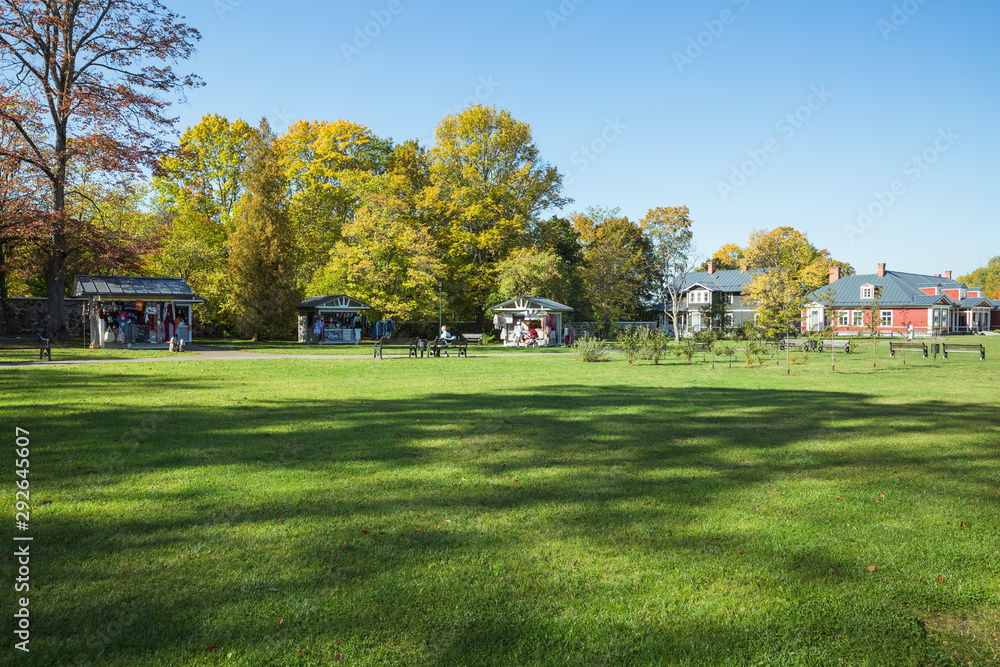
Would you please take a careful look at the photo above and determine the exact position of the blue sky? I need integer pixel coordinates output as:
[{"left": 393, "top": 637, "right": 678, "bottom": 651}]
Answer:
[{"left": 171, "top": 0, "right": 998, "bottom": 277}]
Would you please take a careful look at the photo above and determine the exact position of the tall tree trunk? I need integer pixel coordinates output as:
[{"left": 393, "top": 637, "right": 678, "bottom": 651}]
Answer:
[
  {"left": 0, "top": 242, "right": 10, "bottom": 333},
  {"left": 47, "top": 158, "right": 69, "bottom": 340}
]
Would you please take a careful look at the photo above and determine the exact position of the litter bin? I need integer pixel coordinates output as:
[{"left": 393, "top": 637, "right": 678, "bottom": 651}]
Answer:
[
  {"left": 931, "top": 343, "right": 940, "bottom": 356},
  {"left": 417, "top": 339, "right": 428, "bottom": 357}
]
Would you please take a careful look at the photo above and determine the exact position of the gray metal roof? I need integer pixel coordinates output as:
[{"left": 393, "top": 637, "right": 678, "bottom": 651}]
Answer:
[
  {"left": 681, "top": 268, "right": 762, "bottom": 292},
  {"left": 298, "top": 295, "right": 371, "bottom": 310},
  {"left": 807, "top": 270, "right": 997, "bottom": 308},
  {"left": 74, "top": 275, "right": 202, "bottom": 301},
  {"left": 492, "top": 296, "right": 574, "bottom": 313}
]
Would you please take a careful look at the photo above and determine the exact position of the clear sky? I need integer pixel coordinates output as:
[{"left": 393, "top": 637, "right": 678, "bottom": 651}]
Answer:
[{"left": 169, "top": 0, "right": 998, "bottom": 277}]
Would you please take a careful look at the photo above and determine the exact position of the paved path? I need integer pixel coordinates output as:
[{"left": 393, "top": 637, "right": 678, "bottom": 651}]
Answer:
[{"left": 1, "top": 346, "right": 573, "bottom": 367}]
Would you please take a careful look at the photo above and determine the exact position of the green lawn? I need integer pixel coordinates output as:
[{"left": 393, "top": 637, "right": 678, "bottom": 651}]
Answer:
[{"left": 3, "top": 338, "right": 999, "bottom": 665}]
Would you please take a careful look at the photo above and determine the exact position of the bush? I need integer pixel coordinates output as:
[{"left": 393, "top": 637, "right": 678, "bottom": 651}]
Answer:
[
  {"left": 617, "top": 326, "right": 645, "bottom": 365},
  {"left": 642, "top": 328, "right": 670, "bottom": 365},
  {"left": 574, "top": 334, "right": 608, "bottom": 363}
]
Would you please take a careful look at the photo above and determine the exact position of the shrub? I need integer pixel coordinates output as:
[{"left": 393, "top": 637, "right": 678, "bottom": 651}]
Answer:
[
  {"left": 574, "top": 334, "right": 608, "bottom": 363},
  {"left": 616, "top": 326, "right": 644, "bottom": 365},
  {"left": 642, "top": 328, "right": 670, "bottom": 365}
]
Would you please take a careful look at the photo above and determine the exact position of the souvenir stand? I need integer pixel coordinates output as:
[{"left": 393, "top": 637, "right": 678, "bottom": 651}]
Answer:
[
  {"left": 74, "top": 275, "right": 204, "bottom": 349},
  {"left": 491, "top": 296, "right": 574, "bottom": 347},
  {"left": 297, "top": 295, "right": 371, "bottom": 345}
]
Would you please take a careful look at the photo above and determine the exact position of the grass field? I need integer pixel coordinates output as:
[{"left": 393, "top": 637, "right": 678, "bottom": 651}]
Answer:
[{"left": 3, "top": 338, "right": 999, "bottom": 665}]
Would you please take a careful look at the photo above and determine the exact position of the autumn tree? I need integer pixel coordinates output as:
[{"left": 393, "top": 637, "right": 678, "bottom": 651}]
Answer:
[
  {"left": 151, "top": 114, "right": 253, "bottom": 330},
  {"left": 0, "top": 0, "right": 202, "bottom": 338},
  {"left": 698, "top": 242, "right": 744, "bottom": 271},
  {"left": 310, "top": 177, "right": 441, "bottom": 322},
  {"left": 425, "top": 104, "right": 568, "bottom": 328},
  {"left": 743, "top": 228, "right": 812, "bottom": 374},
  {"left": 277, "top": 119, "right": 394, "bottom": 288},
  {"left": 226, "top": 121, "right": 300, "bottom": 341},
  {"left": 958, "top": 257, "right": 1000, "bottom": 300},
  {"left": 642, "top": 205, "right": 695, "bottom": 342},
  {"left": 578, "top": 214, "right": 656, "bottom": 330}
]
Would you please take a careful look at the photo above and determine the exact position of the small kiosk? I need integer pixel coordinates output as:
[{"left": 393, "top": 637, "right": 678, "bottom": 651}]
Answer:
[
  {"left": 297, "top": 295, "right": 371, "bottom": 345},
  {"left": 492, "top": 296, "right": 573, "bottom": 347},
  {"left": 74, "top": 275, "right": 204, "bottom": 349}
]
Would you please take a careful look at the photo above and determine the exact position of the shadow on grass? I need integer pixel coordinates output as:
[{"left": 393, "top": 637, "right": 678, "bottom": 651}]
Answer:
[{"left": 10, "top": 377, "right": 1000, "bottom": 665}]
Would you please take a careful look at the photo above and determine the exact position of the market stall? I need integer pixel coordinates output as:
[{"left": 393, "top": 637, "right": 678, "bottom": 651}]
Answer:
[
  {"left": 491, "top": 296, "right": 574, "bottom": 347},
  {"left": 297, "top": 295, "right": 372, "bottom": 345},
  {"left": 74, "top": 275, "right": 204, "bottom": 349}
]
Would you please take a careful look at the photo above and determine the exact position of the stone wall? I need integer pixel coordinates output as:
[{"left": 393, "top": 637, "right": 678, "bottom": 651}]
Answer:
[
  {"left": 2, "top": 298, "right": 89, "bottom": 337},
  {"left": 565, "top": 321, "right": 659, "bottom": 339}
]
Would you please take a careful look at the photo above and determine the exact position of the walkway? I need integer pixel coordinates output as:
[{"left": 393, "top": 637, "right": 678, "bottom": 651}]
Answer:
[{"left": 1, "top": 346, "right": 572, "bottom": 367}]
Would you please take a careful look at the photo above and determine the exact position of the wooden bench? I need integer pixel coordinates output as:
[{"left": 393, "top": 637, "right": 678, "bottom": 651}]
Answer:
[
  {"left": 778, "top": 339, "right": 810, "bottom": 351},
  {"left": 459, "top": 333, "right": 483, "bottom": 345},
  {"left": 427, "top": 337, "right": 468, "bottom": 358},
  {"left": 0, "top": 333, "right": 52, "bottom": 361},
  {"left": 942, "top": 343, "right": 985, "bottom": 360},
  {"left": 818, "top": 339, "right": 851, "bottom": 354},
  {"left": 373, "top": 337, "right": 420, "bottom": 359},
  {"left": 889, "top": 341, "right": 927, "bottom": 358}
]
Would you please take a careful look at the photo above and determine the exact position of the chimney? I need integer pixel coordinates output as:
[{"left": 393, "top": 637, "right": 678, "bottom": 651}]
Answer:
[
  {"left": 829, "top": 266, "right": 842, "bottom": 284},
  {"left": 740, "top": 261, "right": 748, "bottom": 273},
  {"left": 707, "top": 260, "right": 717, "bottom": 275},
  {"left": 877, "top": 263, "right": 886, "bottom": 277},
  {"left": 945, "top": 270, "right": 952, "bottom": 280},
  {"left": 934, "top": 274, "right": 941, "bottom": 278}
]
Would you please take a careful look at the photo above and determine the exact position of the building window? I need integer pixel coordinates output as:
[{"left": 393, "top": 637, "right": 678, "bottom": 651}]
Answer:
[
  {"left": 688, "top": 290, "right": 709, "bottom": 305},
  {"left": 838, "top": 311, "right": 849, "bottom": 327},
  {"left": 880, "top": 310, "right": 893, "bottom": 327},
  {"left": 852, "top": 311, "right": 864, "bottom": 327},
  {"left": 725, "top": 314, "right": 734, "bottom": 327},
  {"left": 861, "top": 285, "right": 873, "bottom": 299},
  {"left": 725, "top": 294, "right": 734, "bottom": 304}
]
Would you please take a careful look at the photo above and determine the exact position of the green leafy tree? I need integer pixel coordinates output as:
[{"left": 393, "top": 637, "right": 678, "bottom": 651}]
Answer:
[
  {"left": 310, "top": 179, "right": 441, "bottom": 322},
  {"left": 277, "top": 119, "right": 394, "bottom": 288},
  {"left": 490, "top": 248, "right": 570, "bottom": 307},
  {"left": 642, "top": 206, "right": 694, "bottom": 342},
  {"left": 578, "top": 215, "right": 656, "bottom": 331},
  {"left": 865, "top": 285, "right": 883, "bottom": 369},
  {"left": 226, "top": 120, "right": 300, "bottom": 341},
  {"left": 425, "top": 104, "right": 569, "bottom": 328},
  {"left": 152, "top": 114, "right": 254, "bottom": 330}
]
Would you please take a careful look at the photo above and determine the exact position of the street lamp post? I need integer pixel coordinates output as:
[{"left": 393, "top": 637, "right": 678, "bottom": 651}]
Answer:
[{"left": 439, "top": 283, "right": 442, "bottom": 334}]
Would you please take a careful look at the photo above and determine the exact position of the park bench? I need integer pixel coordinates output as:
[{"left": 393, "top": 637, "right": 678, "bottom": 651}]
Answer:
[
  {"left": 459, "top": 333, "right": 484, "bottom": 345},
  {"left": 818, "top": 339, "right": 851, "bottom": 354},
  {"left": 889, "top": 341, "right": 927, "bottom": 359},
  {"left": 778, "top": 339, "right": 810, "bottom": 351},
  {"left": 942, "top": 342, "right": 985, "bottom": 360},
  {"left": 373, "top": 337, "right": 420, "bottom": 359},
  {"left": 427, "top": 336, "right": 468, "bottom": 358},
  {"left": 0, "top": 333, "right": 52, "bottom": 361}
]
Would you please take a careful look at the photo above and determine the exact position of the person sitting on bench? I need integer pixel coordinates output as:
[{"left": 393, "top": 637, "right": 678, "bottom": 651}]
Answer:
[{"left": 439, "top": 326, "right": 454, "bottom": 356}]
